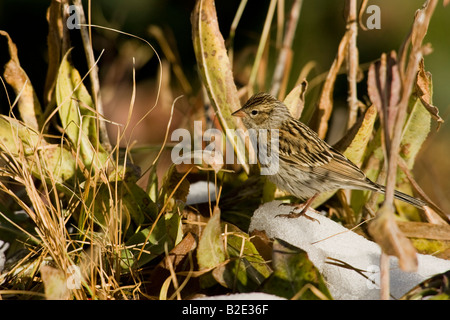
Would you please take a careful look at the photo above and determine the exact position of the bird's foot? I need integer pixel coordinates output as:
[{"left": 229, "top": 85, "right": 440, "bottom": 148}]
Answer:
[{"left": 276, "top": 202, "right": 319, "bottom": 223}]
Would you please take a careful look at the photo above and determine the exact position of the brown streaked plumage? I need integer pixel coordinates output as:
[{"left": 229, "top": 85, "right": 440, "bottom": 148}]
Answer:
[{"left": 232, "top": 92, "right": 426, "bottom": 219}]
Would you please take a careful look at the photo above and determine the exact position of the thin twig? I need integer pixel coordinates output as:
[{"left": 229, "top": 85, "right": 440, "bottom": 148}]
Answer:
[{"left": 380, "top": 253, "right": 390, "bottom": 300}]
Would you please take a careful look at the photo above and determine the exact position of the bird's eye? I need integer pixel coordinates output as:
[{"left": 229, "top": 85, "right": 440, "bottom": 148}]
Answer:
[{"left": 250, "top": 110, "right": 258, "bottom": 116}]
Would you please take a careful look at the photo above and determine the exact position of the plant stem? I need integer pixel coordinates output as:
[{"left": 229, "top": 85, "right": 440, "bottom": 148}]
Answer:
[
  {"left": 270, "top": 0, "right": 303, "bottom": 99},
  {"left": 345, "top": 0, "right": 359, "bottom": 129},
  {"left": 248, "top": 0, "right": 277, "bottom": 95}
]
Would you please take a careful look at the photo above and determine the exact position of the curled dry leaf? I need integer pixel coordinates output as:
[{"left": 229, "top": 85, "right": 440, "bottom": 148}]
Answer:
[
  {"left": 1, "top": 31, "right": 43, "bottom": 131},
  {"left": 368, "top": 204, "right": 418, "bottom": 272},
  {"left": 44, "top": 0, "right": 64, "bottom": 105},
  {"left": 415, "top": 59, "right": 444, "bottom": 129},
  {"left": 396, "top": 221, "right": 450, "bottom": 241}
]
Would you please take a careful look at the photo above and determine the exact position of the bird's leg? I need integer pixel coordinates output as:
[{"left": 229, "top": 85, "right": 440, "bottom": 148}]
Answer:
[{"left": 276, "top": 194, "right": 319, "bottom": 223}]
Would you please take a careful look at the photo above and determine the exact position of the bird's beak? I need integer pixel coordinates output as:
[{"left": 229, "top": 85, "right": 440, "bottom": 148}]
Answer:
[{"left": 232, "top": 109, "right": 245, "bottom": 117}]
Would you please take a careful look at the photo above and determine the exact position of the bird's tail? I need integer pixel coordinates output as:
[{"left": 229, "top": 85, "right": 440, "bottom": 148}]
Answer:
[{"left": 365, "top": 179, "right": 427, "bottom": 208}]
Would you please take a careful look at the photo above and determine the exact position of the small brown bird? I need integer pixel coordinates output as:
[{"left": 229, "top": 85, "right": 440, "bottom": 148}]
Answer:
[{"left": 232, "top": 92, "right": 426, "bottom": 219}]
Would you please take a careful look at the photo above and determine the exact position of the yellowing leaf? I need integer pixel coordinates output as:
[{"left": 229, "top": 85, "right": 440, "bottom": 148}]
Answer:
[
  {"left": 56, "top": 50, "right": 108, "bottom": 168},
  {"left": 0, "top": 116, "right": 76, "bottom": 183},
  {"left": 191, "top": 0, "right": 249, "bottom": 174},
  {"left": 283, "top": 80, "right": 308, "bottom": 119},
  {"left": 343, "top": 105, "right": 378, "bottom": 167},
  {"left": 197, "top": 207, "right": 226, "bottom": 270}
]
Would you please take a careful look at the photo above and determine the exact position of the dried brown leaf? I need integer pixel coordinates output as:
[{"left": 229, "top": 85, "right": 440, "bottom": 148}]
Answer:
[
  {"left": 396, "top": 221, "right": 450, "bottom": 241},
  {"left": 368, "top": 204, "right": 418, "bottom": 272},
  {"left": 415, "top": 59, "right": 444, "bottom": 128},
  {"left": 314, "top": 32, "right": 349, "bottom": 139},
  {"left": 44, "top": 0, "right": 64, "bottom": 105},
  {"left": 1, "top": 31, "right": 43, "bottom": 131}
]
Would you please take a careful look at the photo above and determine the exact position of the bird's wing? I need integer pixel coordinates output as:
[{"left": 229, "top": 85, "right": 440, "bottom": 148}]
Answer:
[
  {"left": 278, "top": 119, "right": 332, "bottom": 167},
  {"left": 278, "top": 118, "right": 367, "bottom": 182}
]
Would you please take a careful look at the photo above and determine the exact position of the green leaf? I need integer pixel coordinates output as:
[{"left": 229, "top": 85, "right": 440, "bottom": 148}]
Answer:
[
  {"left": 121, "top": 181, "right": 158, "bottom": 226},
  {"left": 343, "top": 105, "right": 378, "bottom": 167},
  {"left": 0, "top": 115, "right": 40, "bottom": 156},
  {"left": 165, "top": 212, "right": 183, "bottom": 248},
  {"left": 217, "top": 224, "right": 271, "bottom": 292},
  {"left": 262, "top": 238, "right": 332, "bottom": 300},
  {"left": 119, "top": 247, "right": 135, "bottom": 271},
  {"left": 37, "top": 144, "right": 78, "bottom": 184},
  {"left": 80, "top": 181, "right": 157, "bottom": 234},
  {"left": 395, "top": 64, "right": 432, "bottom": 220},
  {"left": 401, "top": 270, "right": 450, "bottom": 300},
  {"left": 55, "top": 50, "right": 108, "bottom": 168},
  {"left": 126, "top": 217, "right": 169, "bottom": 267}
]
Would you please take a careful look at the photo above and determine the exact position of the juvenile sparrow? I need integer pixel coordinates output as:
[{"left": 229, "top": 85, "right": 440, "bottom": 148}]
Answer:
[{"left": 232, "top": 92, "right": 426, "bottom": 219}]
